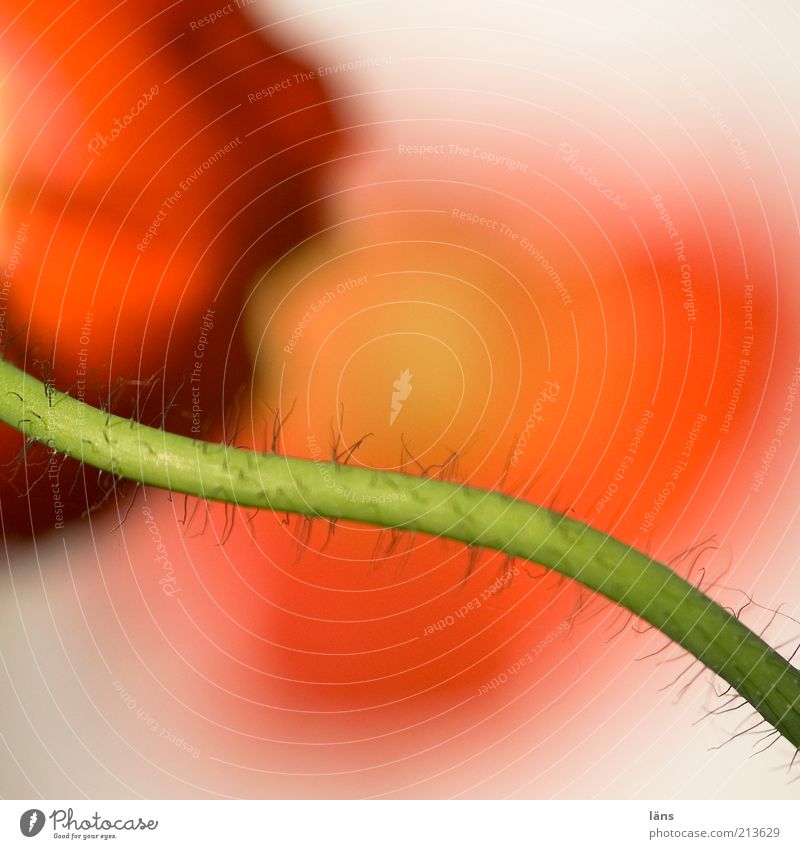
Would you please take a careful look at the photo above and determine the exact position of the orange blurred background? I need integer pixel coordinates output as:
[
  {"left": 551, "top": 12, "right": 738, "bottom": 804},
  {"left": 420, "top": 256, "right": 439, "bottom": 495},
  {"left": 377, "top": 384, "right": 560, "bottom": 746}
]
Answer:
[{"left": 2, "top": 0, "right": 800, "bottom": 799}]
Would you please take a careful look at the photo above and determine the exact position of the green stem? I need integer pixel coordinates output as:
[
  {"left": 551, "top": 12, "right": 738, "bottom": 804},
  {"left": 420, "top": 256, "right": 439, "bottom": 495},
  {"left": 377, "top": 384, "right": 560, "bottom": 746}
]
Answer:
[{"left": 2, "top": 357, "right": 799, "bottom": 749}]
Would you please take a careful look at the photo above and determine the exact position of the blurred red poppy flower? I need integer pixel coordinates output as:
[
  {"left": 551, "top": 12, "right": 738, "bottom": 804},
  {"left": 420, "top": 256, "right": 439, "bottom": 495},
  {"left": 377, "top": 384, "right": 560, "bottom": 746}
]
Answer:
[{"left": 0, "top": 0, "right": 339, "bottom": 535}]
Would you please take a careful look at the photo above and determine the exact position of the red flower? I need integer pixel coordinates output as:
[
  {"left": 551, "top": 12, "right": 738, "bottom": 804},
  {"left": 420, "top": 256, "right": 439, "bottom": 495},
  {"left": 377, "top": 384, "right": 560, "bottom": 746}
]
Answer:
[{"left": 0, "top": 0, "right": 339, "bottom": 535}]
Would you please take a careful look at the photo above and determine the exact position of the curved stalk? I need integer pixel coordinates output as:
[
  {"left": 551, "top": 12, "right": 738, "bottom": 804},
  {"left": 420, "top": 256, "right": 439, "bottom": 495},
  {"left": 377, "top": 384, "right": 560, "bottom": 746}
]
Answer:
[{"left": 1, "top": 357, "right": 798, "bottom": 749}]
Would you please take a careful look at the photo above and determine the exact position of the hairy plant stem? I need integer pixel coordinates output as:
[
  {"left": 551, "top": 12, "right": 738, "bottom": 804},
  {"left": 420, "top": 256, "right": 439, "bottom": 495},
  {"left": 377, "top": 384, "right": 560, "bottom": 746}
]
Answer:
[{"left": 1, "top": 356, "right": 799, "bottom": 749}]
